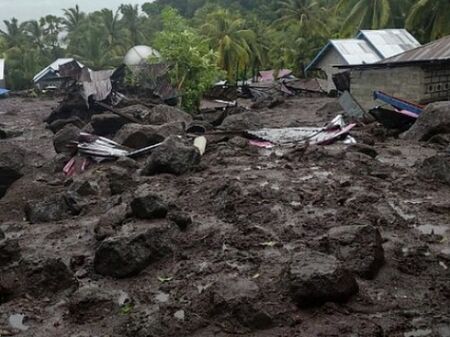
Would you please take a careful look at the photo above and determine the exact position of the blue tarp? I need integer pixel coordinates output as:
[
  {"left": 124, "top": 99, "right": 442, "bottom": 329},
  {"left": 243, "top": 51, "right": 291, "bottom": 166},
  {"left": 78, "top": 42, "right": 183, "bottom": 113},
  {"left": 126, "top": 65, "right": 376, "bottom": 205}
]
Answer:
[
  {"left": 0, "top": 88, "right": 10, "bottom": 96},
  {"left": 373, "top": 91, "right": 423, "bottom": 115}
]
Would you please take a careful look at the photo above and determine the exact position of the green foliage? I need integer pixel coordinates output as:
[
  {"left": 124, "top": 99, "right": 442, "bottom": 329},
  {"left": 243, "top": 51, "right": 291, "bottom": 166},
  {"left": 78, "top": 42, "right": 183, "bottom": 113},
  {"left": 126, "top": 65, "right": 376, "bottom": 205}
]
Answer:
[
  {"left": 0, "top": 0, "right": 447, "bottom": 93},
  {"left": 154, "top": 8, "right": 223, "bottom": 112}
]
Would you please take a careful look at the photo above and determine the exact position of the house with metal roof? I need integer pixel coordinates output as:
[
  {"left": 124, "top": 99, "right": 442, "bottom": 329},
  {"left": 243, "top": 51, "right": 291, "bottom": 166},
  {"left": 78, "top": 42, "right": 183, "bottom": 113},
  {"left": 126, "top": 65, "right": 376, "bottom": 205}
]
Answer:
[
  {"left": 0, "top": 58, "right": 5, "bottom": 88},
  {"left": 344, "top": 35, "right": 450, "bottom": 111},
  {"left": 306, "top": 29, "right": 421, "bottom": 92},
  {"left": 33, "top": 58, "right": 84, "bottom": 90}
]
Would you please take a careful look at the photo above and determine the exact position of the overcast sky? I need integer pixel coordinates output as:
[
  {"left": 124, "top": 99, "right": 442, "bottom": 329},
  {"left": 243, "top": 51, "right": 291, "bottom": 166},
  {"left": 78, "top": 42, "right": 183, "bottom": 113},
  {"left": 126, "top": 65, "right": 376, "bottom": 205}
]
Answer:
[{"left": 0, "top": 0, "right": 151, "bottom": 29}]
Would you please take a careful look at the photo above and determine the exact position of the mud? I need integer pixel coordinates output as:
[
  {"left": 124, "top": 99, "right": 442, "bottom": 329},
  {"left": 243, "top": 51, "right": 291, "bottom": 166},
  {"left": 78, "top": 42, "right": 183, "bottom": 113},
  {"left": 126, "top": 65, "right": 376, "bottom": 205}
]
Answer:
[{"left": 0, "top": 96, "right": 449, "bottom": 336}]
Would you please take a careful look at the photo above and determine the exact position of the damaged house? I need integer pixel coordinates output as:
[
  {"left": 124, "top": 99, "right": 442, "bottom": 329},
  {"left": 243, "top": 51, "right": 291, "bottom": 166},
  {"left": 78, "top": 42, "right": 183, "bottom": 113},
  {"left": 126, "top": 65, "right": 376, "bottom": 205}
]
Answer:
[
  {"left": 306, "top": 29, "right": 421, "bottom": 92},
  {"left": 33, "top": 58, "right": 85, "bottom": 90},
  {"left": 342, "top": 35, "right": 450, "bottom": 111}
]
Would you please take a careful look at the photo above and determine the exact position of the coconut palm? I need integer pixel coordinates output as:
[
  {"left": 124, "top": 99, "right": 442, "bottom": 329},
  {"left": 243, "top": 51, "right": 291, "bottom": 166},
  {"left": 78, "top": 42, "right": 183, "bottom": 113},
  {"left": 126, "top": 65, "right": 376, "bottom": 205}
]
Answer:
[
  {"left": 201, "top": 9, "right": 260, "bottom": 80},
  {"left": 98, "top": 9, "right": 124, "bottom": 49},
  {"left": 62, "top": 5, "right": 86, "bottom": 34},
  {"left": 0, "top": 18, "right": 27, "bottom": 49},
  {"left": 119, "top": 4, "right": 142, "bottom": 45},
  {"left": 275, "top": 0, "right": 330, "bottom": 37},
  {"left": 406, "top": 0, "right": 450, "bottom": 41},
  {"left": 337, "top": 0, "right": 393, "bottom": 36}
]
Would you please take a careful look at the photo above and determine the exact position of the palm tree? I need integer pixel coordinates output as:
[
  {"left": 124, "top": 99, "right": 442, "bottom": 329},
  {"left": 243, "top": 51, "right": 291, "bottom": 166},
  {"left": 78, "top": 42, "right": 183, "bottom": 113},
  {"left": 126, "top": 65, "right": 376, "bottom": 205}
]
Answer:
[
  {"left": 99, "top": 9, "right": 123, "bottom": 49},
  {"left": 119, "top": 4, "right": 142, "bottom": 46},
  {"left": 23, "top": 20, "right": 45, "bottom": 51},
  {"left": 0, "top": 18, "right": 27, "bottom": 49},
  {"left": 201, "top": 9, "right": 259, "bottom": 80},
  {"left": 62, "top": 5, "right": 85, "bottom": 34},
  {"left": 337, "top": 0, "right": 393, "bottom": 36},
  {"left": 406, "top": 0, "right": 450, "bottom": 41},
  {"left": 275, "top": 0, "right": 330, "bottom": 37}
]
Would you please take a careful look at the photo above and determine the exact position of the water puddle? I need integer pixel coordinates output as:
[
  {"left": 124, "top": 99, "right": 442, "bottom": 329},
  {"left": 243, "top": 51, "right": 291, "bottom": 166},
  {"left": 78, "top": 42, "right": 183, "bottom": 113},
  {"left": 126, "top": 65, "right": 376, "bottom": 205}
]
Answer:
[
  {"left": 9, "top": 314, "right": 29, "bottom": 331},
  {"left": 416, "top": 224, "right": 449, "bottom": 236}
]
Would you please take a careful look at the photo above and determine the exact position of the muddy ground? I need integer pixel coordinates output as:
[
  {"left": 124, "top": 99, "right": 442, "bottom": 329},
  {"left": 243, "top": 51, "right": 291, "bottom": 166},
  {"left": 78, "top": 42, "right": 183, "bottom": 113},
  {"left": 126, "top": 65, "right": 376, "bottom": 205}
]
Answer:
[{"left": 0, "top": 95, "right": 449, "bottom": 337}]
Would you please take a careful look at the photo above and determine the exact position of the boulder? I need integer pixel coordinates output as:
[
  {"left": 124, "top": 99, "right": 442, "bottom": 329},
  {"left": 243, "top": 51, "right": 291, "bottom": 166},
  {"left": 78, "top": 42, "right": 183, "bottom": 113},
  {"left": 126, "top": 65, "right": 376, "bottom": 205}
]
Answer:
[
  {"left": 114, "top": 122, "right": 184, "bottom": 149},
  {"left": 288, "top": 250, "right": 358, "bottom": 307},
  {"left": 325, "top": 225, "right": 384, "bottom": 279},
  {"left": 94, "top": 203, "right": 129, "bottom": 241},
  {"left": 0, "top": 238, "right": 20, "bottom": 266},
  {"left": 69, "top": 179, "right": 100, "bottom": 197},
  {"left": 418, "top": 155, "right": 450, "bottom": 185},
  {"left": 118, "top": 104, "right": 152, "bottom": 121},
  {"left": 107, "top": 166, "right": 136, "bottom": 195},
  {"left": 0, "top": 228, "right": 4, "bottom": 240},
  {"left": 19, "top": 258, "right": 78, "bottom": 298},
  {"left": 145, "top": 105, "right": 192, "bottom": 125},
  {"left": 142, "top": 136, "right": 201, "bottom": 176},
  {"left": 220, "top": 111, "right": 262, "bottom": 131},
  {"left": 91, "top": 113, "right": 128, "bottom": 136},
  {"left": 348, "top": 144, "right": 378, "bottom": 159},
  {"left": 403, "top": 102, "right": 450, "bottom": 141},
  {"left": 48, "top": 116, "right": 86, "bottom": 134},
  {"left": 168, "top": 209, "right": 192, "bottom": 231},
  {"left": 94, "top": 229, "right": 168, "bottom": 278},
  {"left": 24, "top": 194, "right": 79, "bottom": 224},
  {"left": 130, "top": 193, "right": 168, "bottom": 219},
  {"left": 68, "top": 285, "right": 119, "bottom": 323},
  {"left": 0, "top": 145, "right": 25, "bottom": 198},
  {"left": 53, "top": 124, "right": 80, "bottom": 154}
]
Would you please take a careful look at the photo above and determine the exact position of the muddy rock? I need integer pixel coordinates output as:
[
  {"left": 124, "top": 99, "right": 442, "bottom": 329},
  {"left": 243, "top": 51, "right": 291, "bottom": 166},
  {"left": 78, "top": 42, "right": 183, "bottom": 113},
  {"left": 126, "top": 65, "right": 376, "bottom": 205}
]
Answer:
[
  {"left": 146, "top": 105, "right": 193, "bottom": 125},
  {"left": 0, "top": 145, "right": 25, "bottom": 198},
  {"left": 68, "top": 285, "right": 119, "bottom": 323},
  {"left": 118, "top": 104, "right": 152, "bottom": 120},
  {"left": 288, "top": 250, "right": 358, "bottom": 307},
  {"left": 107, "top": 166, "right": 136, "bottom": 195},
  {"left": 48, "top": 116, "right": 85, "bottom": 133},
  {"left": 348, "top": 144, "right": 378, "bottom": 158},
  {"left": 131, "top": 192, "right": 168, "bottom": 219},
  {"left": 25, "top": 194, "right": 79, "bottom": 224},
  {"left": 53, "top": 124, "right": 80, "bottom": 154},
  {"left": 91, "top": 113, "right": 128, "bottom": 136},
  {"left": 113, "top": 309, "right": 167, "bottom": 337},
  {"left": 69, "top": 179, "right": 101, "bottom": 197},
  {"left": 0, "top": 238, "right": 20, "bottom": 266},
  {"left": 220, "top": 111, "right": 262, "bottom": 131},
  {"left": 115, "top": 122, "right": 184, "bottom": 149},
  {"left": 94, "top": 203, "right": 129, "bottom": 241},
  {"left": 403, "top": 102, "right": 450, "bottom": 141},
  {"left": 418, "top": 155, "right": 450, "bottom": 185},
  {"left": 167, "top": 209, "right": 192, "bottom": 230},
  {"left": 0, "top": 228, "right": 4, "bottom": 240},
  {"left": 324, "top": 225, "right": 384, "bottom": 279},
  {"left": 142, "top": 136, "right": 201, "bottom": 176},
  {"left": 94, "top": 229, "right": 169, "bottom": 278},
  {"left": 19, "top": 258, "right": 78, "bottom": 298}
]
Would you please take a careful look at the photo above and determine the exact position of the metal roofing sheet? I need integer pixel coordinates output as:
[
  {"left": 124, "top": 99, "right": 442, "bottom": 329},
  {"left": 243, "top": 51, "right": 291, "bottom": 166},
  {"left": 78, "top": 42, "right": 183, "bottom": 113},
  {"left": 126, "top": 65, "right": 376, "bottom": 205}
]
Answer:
[
  {"left": 331, "top": 39, "right": 382, "bottom": 65},
  {"left": 33, "top": 58, "right": 83, "bottom": 83},
  {"left": 359, "top": 29, "right": 421, "bottom": 59},
  {"left": 0, "top": 59, "right": 5, "bottom": 81},
  {"left": 378, "top": 35, "right": 450, "bottom": 64}
]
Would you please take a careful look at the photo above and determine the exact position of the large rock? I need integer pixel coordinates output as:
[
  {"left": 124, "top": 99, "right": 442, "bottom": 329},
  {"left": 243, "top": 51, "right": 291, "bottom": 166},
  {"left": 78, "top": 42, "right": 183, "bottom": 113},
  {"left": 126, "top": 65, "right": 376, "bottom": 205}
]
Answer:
[
  {"left": 324, "top": 225, "right": 384, "bottom": 279},
  {"left": 0, "top": 238, "right": 20, "bottom": 266},
  {"left": 107, "top": 166, "right": 136, "bottom": 195},
  {"left": 142, "top": 136, "right": 201, "bottom": 176},
  {"left": 68, "top": 285, "right": 120, "bottom": 323},
  {"left": 94, "top": 229, "right": 168, "bottom": 278},
  {"left": 94, "top": 203, "right": 129, "bottom": 241},
  {"left": 145, "top": 105, "right": 192, "bottom": 125},
  {"left": 0, "top": 145, "right": 24, "bottom": 198},
  {"left": 288, "top": 250, "right": 358, "bottom": 307},
  {"left": 130, "top": 193, "right": 168, "bottom": 219},
  {"left": 25, "top": 194, "right": 80, "bottom": 223},
  {"left": 91, "top": 113, "right": 128, "bottom": 136},
  {"left": 220, "top": 111, "right": 262, "bottom": 131},
  {"left": 418, "top": 155, "right": 450, "bottom": 185},
  {"left": 403, "top": 102, "right": 450, "bottom": 141},
  {"left": 48, "top": 116, "right": 86, "bottom": 134},
  {"left": 53, "top": 124, "right": 80, "bottom": 154},
  {"left": 114, "top": 122, "right": 184, "bottom": 149}
]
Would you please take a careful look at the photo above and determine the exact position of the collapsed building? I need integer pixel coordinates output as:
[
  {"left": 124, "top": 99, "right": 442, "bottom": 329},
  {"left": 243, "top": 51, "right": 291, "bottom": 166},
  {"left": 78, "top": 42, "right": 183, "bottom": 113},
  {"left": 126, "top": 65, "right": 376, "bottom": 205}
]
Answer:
[
  {"left": 305, "top": 29, "right": 421, "bottom": 93},
  {"left": 341, "top": 35, "right": 450, "bottom": 111}
]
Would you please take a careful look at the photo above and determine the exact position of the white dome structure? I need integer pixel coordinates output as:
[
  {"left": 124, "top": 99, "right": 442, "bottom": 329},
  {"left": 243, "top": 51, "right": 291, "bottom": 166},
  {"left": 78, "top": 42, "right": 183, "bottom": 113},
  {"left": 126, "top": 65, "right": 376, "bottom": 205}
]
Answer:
[{"left": 124, "top": 45, "right": 161, "bottom": 66}]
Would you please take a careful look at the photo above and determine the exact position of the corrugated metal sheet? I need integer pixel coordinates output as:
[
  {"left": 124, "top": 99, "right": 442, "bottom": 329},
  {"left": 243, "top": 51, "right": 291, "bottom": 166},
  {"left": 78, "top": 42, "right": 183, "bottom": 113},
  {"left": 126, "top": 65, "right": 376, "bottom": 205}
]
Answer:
[
  {"left": 359, "top": 29, "right": 421, "bottom": 59},
  {"left": 33, "top": 58, "right": 83, "bottom": 83},
  {"left": 0, "top": 58, "right": 5, "bottom": 81},
  {"left": 378, "top": 35, "right": 450, "bottom": 64},
  {"left": 331, "top": 39, "right": 382, "bottom": 65}
]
